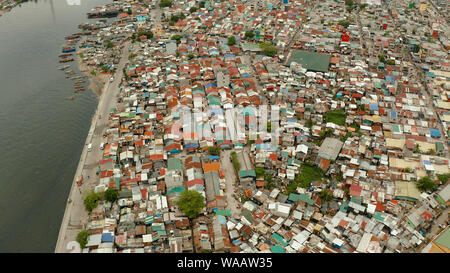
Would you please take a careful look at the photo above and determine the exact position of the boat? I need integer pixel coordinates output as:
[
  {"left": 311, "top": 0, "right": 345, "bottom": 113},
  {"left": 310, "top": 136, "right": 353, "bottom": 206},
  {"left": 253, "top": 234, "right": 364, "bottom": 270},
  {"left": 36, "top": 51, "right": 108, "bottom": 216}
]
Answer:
[
  {"left": 59, "top": 58, "right": 74, "bottom": 63},
  {"left": 69, "top": 95, "right": 76, "bottom": 100},
  {"left": 62, "top": 47, "right": 76, "bottom": 53},
  {"left": 58, "top": 65, "right": 70, "bottom": 70},
  {"left": 59, "top": 53, "right": 72, "bottom": 57},
  {"left": 75, "top": 88, "right": 85, "bottom": 92},
  {"left": 65, "top": 34, "right": 80, "bottom": 40}
]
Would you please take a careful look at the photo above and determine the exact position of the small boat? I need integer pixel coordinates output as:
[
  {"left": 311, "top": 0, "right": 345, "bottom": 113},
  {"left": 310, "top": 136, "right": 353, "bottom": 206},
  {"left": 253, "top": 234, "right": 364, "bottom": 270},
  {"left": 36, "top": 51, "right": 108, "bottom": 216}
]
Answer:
[
  {"left": 59, "top": 58, "right": 74, "bottom": 63},
  {"left": 69, "top": 95, "right": 76, "bottom": 100},
  {"left": 75, "top": 88, "right": 85, "bottom": 92},
  {"left": 58, "top": 65, "right": 70, "bottom": 70},
  {"left": 65, "top": 34, "right": 80, "bottom": 40},
  {"left": 59, "top": 53, "right": 72, "bottom": 57},
  {"left": 62, "top": 47, "right": 76, "bottom": 53}
]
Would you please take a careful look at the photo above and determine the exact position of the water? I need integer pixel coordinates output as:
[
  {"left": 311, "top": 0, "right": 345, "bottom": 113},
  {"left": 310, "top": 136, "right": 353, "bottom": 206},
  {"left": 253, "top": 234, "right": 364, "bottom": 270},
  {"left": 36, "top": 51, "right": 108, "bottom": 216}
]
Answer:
[{"left": 0, "top": 0, "right": 111, "bottom": 252}]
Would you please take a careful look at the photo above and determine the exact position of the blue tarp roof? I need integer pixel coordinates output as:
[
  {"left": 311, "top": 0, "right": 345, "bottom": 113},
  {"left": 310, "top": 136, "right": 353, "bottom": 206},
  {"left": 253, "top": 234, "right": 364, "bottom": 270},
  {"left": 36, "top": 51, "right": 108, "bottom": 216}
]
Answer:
[
  {"left": 101, "top": 233, "right": 114, "bottom": 242},
  {"left": 205, "top": 83, "right": 217, "bottom": 89},
  {"left": 369, "top": 103, "right": 379, "bottom": 111},
  {"left": 391, "top": 111, "right": 397, "bottom": 118},
  {"left": 430, "top": 129, "right": 441, "bottom": 138}
]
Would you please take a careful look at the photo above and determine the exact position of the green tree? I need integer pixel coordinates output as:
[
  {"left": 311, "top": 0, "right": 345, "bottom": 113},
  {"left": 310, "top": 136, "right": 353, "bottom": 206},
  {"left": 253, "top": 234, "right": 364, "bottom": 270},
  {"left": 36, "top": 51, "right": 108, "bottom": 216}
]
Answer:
[
  {"left": 208, "top": 146, "right": 221, "bottom": 156},
  {"left": 319, "top": 189, "right": 333, "bottom": 202},
  {"left": 338, "top": 20, "right": 350, "bottom": 28},
  {"left": 83, "top": 191, "right": 102, "bottom": 212},
  {"left": 245, "top": 30, "right": 255, "bottom": 40},
  {"left": 255, "top": 167, "right": 266, "bottom": 178},
  {"left": 159, "top": 0, "right": 172, "bottom": 8},
  {"left": 260, "top": 42, "right": 277, "bottom": 57},
  {"left": 199, "top": 1, "right": 205, "bottom": 8},
  {"left": 266, "top": 122, "right": 272, "bottom": 132},
  {"left": 76, "top": 230, "right": 90, "bottom": 249},
  {"left": 416, "top": 176, "right": 438, "bottom": 192},
  {"left": 190, "top": 7, "right": 197, "bottom": 13},
  {"left": 227, "top": 36, "right": 236, "bottom": 46},
  {"left": 171, "top": 34, "right": 183, "bottom": 44},
  {"left": 231, "top": 151, "right": 240, "bottom": 170},
  {"left": 176, "top": 190, "right": 205, "bottom": 219},
  {"left": 104, "top": 188, "right": 119, "bottom": 203},
  {"left": 106, "top": 41, "right": 114, "bottom": 48},
  {"left": 127, "top": 8, "right": 132, "bottom": 15},
  {"left": 437, "top": 173, "right": 450, "bottom": 184}
]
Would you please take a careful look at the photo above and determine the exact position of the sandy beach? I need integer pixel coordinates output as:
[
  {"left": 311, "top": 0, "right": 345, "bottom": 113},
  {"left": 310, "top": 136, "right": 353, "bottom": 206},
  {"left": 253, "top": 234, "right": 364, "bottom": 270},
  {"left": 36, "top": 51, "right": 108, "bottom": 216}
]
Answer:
[{"left": 54, "top": 41, "right": 130, "bottom": 253}]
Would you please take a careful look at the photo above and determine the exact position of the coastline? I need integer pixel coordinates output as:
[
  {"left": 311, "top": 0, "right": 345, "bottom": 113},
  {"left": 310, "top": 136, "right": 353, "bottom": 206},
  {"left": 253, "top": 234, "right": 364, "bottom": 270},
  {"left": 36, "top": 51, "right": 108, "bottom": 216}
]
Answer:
[
  {"left": 55, "top": 40, "right": 130, "bottom": 253},
  {"left": 76, "top": 37, "right": 107, "bottom": 96}
]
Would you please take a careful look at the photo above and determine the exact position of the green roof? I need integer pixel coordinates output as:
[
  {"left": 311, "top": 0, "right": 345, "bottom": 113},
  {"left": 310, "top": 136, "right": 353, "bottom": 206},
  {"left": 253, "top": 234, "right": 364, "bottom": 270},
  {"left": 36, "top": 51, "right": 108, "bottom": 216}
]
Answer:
[
  {"left": 166, "top": 187, "right": 185, "bottom": 195},
  {"left": 270, "top": 245, "right": 285, "bottom": 253},
  {"left": 239, "top": 170, "right": 256, "bottom": 178},
  {"left": 272, "top": 233, "right": 288, "bottom": 246},
  {"left": 289, "top": 193, "right": 314, "bottom": 205},
  {"left": 168, "top": 158, "right": 182, "bottom": 171},
  {"left": 215, "top": 209, "right": 231, "bottom": 216},
  {"left": 286, "top": 50, "right": 331, "bottom": 73},
  {"left": 434, "top": 228, "right": 450, "bottom": 250}
]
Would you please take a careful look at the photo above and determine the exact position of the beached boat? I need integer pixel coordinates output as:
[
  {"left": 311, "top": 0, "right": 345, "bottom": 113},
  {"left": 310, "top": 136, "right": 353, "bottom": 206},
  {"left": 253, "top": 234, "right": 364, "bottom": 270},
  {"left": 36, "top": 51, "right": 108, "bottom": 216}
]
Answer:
[
  {"left": 75, "top": 88, "right": 85, "bottom": 92},
  {"left": 58, "top": 65, "right": 70, "bottom": 70},
  {"left": 62, "top": 47, "right": 76, "bottom": 53},
  {"left": 59, "top": 58, "right": 74, "bottom": 63},
  {"left": 59, "top": 53, "right": 72, "bottom": 57}
]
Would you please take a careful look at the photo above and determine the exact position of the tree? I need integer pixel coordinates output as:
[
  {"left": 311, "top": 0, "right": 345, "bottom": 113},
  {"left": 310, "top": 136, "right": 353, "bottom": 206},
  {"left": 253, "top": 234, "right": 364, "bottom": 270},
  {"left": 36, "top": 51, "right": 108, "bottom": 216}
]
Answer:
[
  {"left": 255, "top": 167, "right": 266, "bottom": 178},
  {"left": 227, "top": 36, "right": 236, "bottom": 46},
  {"left": 266, "top": 122, "right": 271, "bottom": 132},
  {"left": 245, "top": 30, "right": 255, "bottom": 40},
  {"left": 104, "top": 188, "right": 119, "bottom": 203},
  {"left": 176, "top": 190, "right": 205, "bottom": 219},
  {"left": 76, "top": 230, "right": 90, "bottom": 249},
  {"left": 159, "top": 0, "right": 172, "bottom": 8},
  {"left": 127, "top": 8, "right": 132, "bottom": 15},
  {"left": 259, "top": 42, "right": 277, "bottom": 57},
  {"left": 199, "top": 1, "right": 205, "bottom": 8},
  {"left": 319, "top": 189, "right": 333, "bottom": 202},
  {"left": 208, "top": 146, "right": 221, "bottom": 156},
  {"left": 437, "top": 173, "right": 450, "bottom": 184},
  {"left": 190, "top": 7, "right": 197, "bottom": 13},
  {"left": 106, "top": 41, "right": 114, "bottom": 48},
  {"left": 416, "top": 176, "right": 438, "bottom": 192},
  {"left": 83, "top": 191, "right": 102, "bottom": 212},
  {"left": 338, "top": 20, "right": 350, "bottom": 28},
  {"left": 171, "top": 34, "right": 183, "bottom": 44}
]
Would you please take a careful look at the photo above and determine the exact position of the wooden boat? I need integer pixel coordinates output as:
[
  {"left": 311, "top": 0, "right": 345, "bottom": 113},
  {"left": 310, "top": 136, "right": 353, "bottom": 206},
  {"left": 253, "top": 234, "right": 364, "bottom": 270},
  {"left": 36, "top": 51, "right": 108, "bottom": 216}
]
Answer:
[
  {"left": 58, "top": 65, "right": 70, "bottom": 70},
  {"left": 59, "top": 58, "right": 74, "bottom": 63},
  {"left": 59, "top": 53, "right": 72, "bottom": 57},
  {"left": 75, "top": 88, "right": 85, "bottom": 92},
  {"left": 62, "top": 47, "right": 76, "bottom": 53}
]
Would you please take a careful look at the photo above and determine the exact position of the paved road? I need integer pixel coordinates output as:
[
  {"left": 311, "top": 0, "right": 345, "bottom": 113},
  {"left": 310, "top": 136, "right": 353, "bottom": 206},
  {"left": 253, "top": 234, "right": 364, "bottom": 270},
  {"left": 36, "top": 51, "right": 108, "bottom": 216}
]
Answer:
[
  {"left": 220, "top": 150, "right": 241, "bottom": 219},
  {"left": 55, "top": 41, "right": 130, "bottom": 253}
]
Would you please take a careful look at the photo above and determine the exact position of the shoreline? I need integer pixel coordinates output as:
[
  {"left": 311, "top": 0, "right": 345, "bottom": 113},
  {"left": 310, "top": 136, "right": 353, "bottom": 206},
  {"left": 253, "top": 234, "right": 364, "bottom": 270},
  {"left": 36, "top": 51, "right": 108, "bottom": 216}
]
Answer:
[{"left": 55, "top": 40, "right": 130, "bottom": 253}]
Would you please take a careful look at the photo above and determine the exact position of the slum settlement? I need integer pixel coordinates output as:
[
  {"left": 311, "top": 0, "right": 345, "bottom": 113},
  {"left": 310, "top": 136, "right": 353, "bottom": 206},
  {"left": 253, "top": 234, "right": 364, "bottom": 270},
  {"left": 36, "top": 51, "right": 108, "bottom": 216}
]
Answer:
[{"left": 72, "top": 0, "right": 450, "bottom": 253}]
